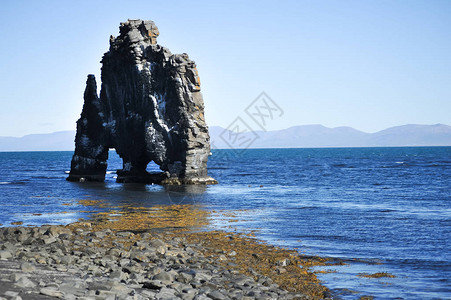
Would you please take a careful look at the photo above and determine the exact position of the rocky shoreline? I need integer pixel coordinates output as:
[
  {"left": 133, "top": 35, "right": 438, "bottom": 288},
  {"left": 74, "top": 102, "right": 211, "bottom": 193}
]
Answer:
[{"left": 0, "top": 207, "right": 331, "bottom": 300}]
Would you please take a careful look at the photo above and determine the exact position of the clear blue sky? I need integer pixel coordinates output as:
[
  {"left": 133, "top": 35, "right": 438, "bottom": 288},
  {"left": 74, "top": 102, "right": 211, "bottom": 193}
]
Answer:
[{"left": 0, "top": 0, "right": 450, "bottom": 136}]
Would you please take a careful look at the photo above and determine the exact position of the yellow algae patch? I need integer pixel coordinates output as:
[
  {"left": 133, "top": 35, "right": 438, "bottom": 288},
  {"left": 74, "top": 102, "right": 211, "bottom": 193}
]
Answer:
[
  {"left": 85, "top": 204, "right": 210, "bottom": 232},
  {"left": 78, "top": 199, "right": 107, "bottom": 207},
  {"left": 315, "top": 269, "right": 337, "bottom": 274},
  {"left": 178, "top": 230, "right": 330, "bottom": 299},
  {"left": 358, "top": 272, "right": 396, "bottom": 278},
  {"left": 210, "top": 209, "right": 256, "bottom": 225}
]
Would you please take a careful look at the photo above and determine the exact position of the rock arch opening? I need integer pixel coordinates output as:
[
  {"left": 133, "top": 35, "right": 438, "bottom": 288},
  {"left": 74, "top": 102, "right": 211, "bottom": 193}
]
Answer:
[{"left": 146, "top": 161, "right": 162, "bottom": 173}]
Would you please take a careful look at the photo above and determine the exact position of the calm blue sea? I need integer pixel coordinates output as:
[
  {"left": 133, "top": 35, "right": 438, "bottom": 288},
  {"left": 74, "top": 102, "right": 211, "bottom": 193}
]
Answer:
[{"left": 0, "top": 147, "right": 450, "bottom": 299}]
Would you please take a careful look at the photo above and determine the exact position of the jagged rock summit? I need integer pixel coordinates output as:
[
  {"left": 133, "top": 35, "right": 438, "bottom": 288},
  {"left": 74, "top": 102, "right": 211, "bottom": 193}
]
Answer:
[{"left": 68, "top": 19, "right": 217, "bottom": 184}]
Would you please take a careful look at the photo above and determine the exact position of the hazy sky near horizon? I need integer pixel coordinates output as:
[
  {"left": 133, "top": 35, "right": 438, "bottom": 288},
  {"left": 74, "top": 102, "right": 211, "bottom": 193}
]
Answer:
[{"left": 0, "top": 0, "right": 450, "bottom": 137}]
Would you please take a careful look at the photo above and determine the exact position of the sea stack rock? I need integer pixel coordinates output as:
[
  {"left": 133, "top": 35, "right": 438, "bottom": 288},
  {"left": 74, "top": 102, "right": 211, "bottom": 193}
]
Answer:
[{"left": 68, "top": 19, "right": 217, "bottom": 185}]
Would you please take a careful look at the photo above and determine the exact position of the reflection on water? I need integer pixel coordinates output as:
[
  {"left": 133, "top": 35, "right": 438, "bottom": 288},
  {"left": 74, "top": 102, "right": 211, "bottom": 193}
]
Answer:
[
  {"left": 164, "top": 184, "right": 207, "bottom": 194},
  {"left": 67, "top": 180, "right": 208, "bottom": 208}
]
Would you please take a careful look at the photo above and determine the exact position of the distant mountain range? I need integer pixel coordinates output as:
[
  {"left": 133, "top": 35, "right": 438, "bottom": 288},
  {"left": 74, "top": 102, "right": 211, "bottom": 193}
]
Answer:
[
  {"left": 0, "top": 124, "right": 450, "bottom": 151},
  {"left": 210, "top": 123, "right": 451, "bottom": 149},
  {"left": 0, "top": 131, "right": 76, "bottom": 151}
]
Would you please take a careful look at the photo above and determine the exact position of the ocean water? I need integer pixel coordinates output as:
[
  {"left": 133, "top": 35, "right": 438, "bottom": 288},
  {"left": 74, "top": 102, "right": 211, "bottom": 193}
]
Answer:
[{"left": 0, "top": 147, "right": 450, "bottom": 299}]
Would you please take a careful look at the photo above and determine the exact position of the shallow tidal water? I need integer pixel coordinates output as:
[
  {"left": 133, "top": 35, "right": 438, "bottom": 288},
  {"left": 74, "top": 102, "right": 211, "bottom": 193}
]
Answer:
[{"left": 0, "top": 147, "right": 450, "bottom": 299}]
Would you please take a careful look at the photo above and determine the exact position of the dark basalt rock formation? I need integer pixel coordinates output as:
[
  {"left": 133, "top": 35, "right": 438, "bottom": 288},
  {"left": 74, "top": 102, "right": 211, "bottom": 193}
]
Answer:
[{"left": 68, "top": 19, "right": 216, "bottom": 184}]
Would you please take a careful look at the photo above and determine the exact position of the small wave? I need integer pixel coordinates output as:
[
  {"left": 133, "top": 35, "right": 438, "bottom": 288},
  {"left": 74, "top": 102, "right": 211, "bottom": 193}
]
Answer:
[
  {"left": 395, "top": 161, "right": 404, "bottom": 164},
  {"left": 425, "top": 163, "right": 444, "bottom": 168},
  {"left": 64, "top": 171, "right": 70, "bottom": 174},
  {"left": 381, "top": 163, "right": 409, "bottom": 168},
  {"left": 106, "top": 171, "right": 116, "bottom": 174},
  {"left": 297, "top": 234, "right": 346, "bottom": 240},
  {"left": 296, "top": 206, "right": 319, "bottom": 210},
  {"left": 31, "top": 176, "right": 60, "bottom": 180},
  {"left": 332, "top": 163, "right": 356, "bottom": 168},
  {"left": 6, "top": 180, "right": 29, "bottom": 185},
  {"left": 332, "top": 164, "right": 347, "bottom": 167},
  {"left": 0, "top": 182, "right": 11, "bottom": 185},
  {"left": 379, "top": 209, "right": 397, "bottom": 213}
]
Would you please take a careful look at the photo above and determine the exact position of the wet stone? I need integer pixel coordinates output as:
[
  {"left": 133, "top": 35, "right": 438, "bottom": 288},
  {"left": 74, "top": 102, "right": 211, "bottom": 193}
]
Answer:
[
  {"left": 0, "top": 251, "right": 12, "bottom": 260},
  {"left": 155, "top": 287, "right": 177, "bottom": 298},
  {"left": 15, "top": 276, "right": 36, "bottom": 288},
  {"left": 40, "top": 287, "right": 64, "bottom": 298},
  {"left": 4, "top": 291, "right": 19, "bottom": 297},
  {"left": 20, "top": 262, "right": 35, "bottom": 272},
  {"left": 42, "top": 236, "right": 57, "bottom": 245},
  {"left": 153, "top": 270, "right": 176, "bottom": 282}
]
